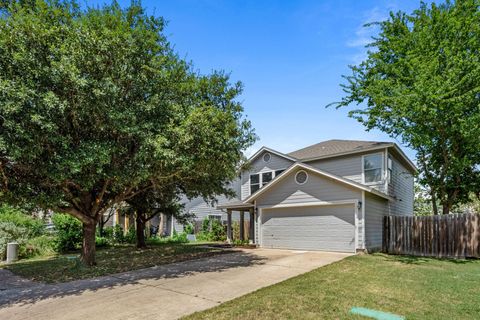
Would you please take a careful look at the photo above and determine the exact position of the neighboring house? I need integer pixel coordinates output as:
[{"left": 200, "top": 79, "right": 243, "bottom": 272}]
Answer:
[{"left": 178, "top": 139, "right": 416, "bottom": 253}]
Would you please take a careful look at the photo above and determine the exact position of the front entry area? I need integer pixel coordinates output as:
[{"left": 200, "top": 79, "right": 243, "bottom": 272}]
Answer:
[{"left": 260, "top": 204, "right": 356, "bottom": 252}]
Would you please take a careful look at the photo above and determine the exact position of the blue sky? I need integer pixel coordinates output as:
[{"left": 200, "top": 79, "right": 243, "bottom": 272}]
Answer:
[{"left": 89, "top": 0, "right": 423, "bottom": 160}]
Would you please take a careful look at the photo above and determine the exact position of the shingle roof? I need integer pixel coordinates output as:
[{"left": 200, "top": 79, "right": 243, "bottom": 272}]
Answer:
[{"left": 287, "top": 139, "right": 393, "bottom": 160}]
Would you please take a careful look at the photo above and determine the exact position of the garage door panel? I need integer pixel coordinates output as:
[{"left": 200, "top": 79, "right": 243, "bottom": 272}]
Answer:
[{"left": 261, "top": 204, "right": 355, "bottom": 252}]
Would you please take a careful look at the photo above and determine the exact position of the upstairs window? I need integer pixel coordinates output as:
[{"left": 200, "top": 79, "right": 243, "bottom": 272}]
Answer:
[
  {"left": 250, "top": 174, "right": 260, "bottom": 194},
  {"left": 262, "top": 172, "right": 273, "bottom": 186},
  {"left": 249, "top": 169, "right": 286, "bottom": 195},
  {"left": 363, "top": 154, "right": 383, "bottom": 183},
  {"left": 387, "top": 156, "right": 393, "bottom": 183}
]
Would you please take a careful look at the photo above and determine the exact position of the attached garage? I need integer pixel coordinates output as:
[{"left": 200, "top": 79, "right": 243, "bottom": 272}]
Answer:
[{"left": 260, "top": 204, "right": 356, "bottom": 252}]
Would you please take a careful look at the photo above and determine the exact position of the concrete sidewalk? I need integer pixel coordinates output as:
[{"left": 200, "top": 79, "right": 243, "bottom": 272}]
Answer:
[{"left": 0, "top": 248, "right": 351, "bottom": 320}]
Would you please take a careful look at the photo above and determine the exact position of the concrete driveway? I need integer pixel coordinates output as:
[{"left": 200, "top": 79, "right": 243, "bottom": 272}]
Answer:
[{"left": 0, "top": 248, "right": 351, "bottom": 320}]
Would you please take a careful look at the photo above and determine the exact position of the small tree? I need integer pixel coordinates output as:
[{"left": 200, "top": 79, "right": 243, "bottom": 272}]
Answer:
[
  {"left": 98, "top": 207, "right": 115, "bottom": 237},
  {"left": 0, "top": 1, "right": 255, "bottom": 265},
  {"left": 126, "top": 187, "right": 191, "bottom": 249},
  {"left": 332, "top": 1, "right": 480, "bottom": 214}
]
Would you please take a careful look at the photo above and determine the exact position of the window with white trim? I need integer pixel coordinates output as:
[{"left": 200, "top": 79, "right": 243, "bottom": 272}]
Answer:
[
  {"left": 262, "top": 172, "right": 273, "bottom": 186},
  {"left": 250, "top": 169, "right": 285, "bottom": 194},
  {"left": 250, "top": 174, "right": 260, "bottom": 194},
  {"left": 363, "top": 154, "right": 383, "bottom": 183},
  {"left": 387, "top": 156, "right": 393, "bottom": 183},
  {"left": 263, "top": 153, "right": 271, "bottom": 162},
  {"left": 295, "top": 170, "right": 308, "bottom": 185}
]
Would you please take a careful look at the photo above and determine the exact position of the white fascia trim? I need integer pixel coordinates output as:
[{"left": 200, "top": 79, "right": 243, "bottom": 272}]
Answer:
[
  {"left": 244, "top": 162, "right": 393, "bottom": 203},
  {"left": 391, "top": 144, "right": 418, "bottom": 173},
  {"left": 246, "top": 146, "right": 298, "bottom": 164},
  {"left": 257, "top": 199, "right": 358, "bottom": 210},
  {"left": 361, "top": 190, "right": 366, "bottom": 250}
]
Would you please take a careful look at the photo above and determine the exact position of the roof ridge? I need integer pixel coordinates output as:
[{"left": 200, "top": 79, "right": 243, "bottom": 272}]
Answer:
[{"left": 287, "top": 139, "right": 395, "bottom": 160}]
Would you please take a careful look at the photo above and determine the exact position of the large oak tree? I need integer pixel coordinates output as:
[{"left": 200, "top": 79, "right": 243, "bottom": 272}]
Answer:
[
  {"left": 0, "top": 1, "right": 255, "bottom": 265},
  {"left": 332, "top": 0, "right": 480, "bottom": 214}
]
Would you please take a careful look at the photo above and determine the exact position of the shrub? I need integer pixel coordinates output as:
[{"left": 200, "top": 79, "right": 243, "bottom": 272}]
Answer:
[
  {"left": 195, "top": 231, "right": 209, "bottom": 241},
  {"left": 196, "top": 219, "right": 225, "bottom": 242},
  {"left": 0, "top": 205, "right": 46, "bottom": 259},
  {"left": 51, "top": 213, "right": 83, "bottom": 252},
  {"left": 95, "top": 236, "right": 109, "bottom": 248},
  {"left": 99, "top": 226, "right": 114, "bottom": 239},
  {"left": 184, "top": 223, "right": 194, "bottom": 235},
  {"left": 113, "top": 224, "right": 125, "bottom": 243},
  {"left": 125, "top": 225, "right": 136, "bottom": 244},
  {"left": 147, "top": 233, "right": 189, "bottom": 245},
  {"left": 233, "top": 239, "right": 249, "bottom": 246},
  {"left": 21, "top": 235, "right": 56, "bottom": 258},
  {"left": 210, "top": 219, "right": 226, "bottom": 241},
  {"left": 171, "top": 230, "right": 189, "bottom": 243},
  {"left": 0, "top": 222, "right": 29, "bottom": 260},
  {"left": 0, "top": 205, "right": 44, "bottom": 237},
  {"left": 201, "top": 217, "right": 210, "bottom": 233}
]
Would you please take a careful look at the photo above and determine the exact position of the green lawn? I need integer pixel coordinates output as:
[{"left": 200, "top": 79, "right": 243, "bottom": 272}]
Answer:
[
  {"left": 2, "top": 242, "right": 224, "bottom": 283},
  {"left": 185, "top": 254, "right": 480, "bottom": 320}
]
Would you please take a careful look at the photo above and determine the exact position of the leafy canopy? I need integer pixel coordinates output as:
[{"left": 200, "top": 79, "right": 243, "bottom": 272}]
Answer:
[
  {"left": 0, "top": 0, "right": 255, "bottom": 263},
  {"left": 0, "top": 0, "right": 255, "bottom": 216},
  {"left": 332, "top": 0, "right": 480, "bottom": 214}
]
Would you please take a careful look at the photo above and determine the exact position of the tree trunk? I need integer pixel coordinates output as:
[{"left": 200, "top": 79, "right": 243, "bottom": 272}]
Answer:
[
  {"left": 98, "top": 218, "right": 105, "bottom": 237},
  {"left": 431, "top": 191, "right": 438, "bottom": 215},
  {"left": 442, "top": 202, "right": 451, "bottom": 215},
  {"left": 81, "top": 221, "right": 97, "bottom": 266},
  {"left": 136, "top": 215, "right": 146, "bottom": 249}
]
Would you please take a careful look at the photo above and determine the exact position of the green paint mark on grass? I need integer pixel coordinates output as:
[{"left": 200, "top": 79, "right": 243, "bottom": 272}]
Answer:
[{"left": 350, "top": 307, "right": 405, "bottom": 320}]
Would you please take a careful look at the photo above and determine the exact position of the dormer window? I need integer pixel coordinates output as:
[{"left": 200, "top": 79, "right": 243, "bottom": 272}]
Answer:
[{"left": 363, "top": 154, "right": 383, "bottom": 183}]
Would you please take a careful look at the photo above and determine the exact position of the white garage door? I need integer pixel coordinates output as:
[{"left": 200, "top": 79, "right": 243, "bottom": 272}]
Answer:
[{"left": 260, "top": 204, "right": 355, "bottom": 252}]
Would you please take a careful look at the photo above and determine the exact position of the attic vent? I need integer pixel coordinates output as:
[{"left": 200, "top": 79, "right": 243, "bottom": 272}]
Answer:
[
  {"left": 295, "top": 170, "right": 308, "bottom": 185},
  {"left": 263, "top": 153, "right": 271, "bottom": 162}
]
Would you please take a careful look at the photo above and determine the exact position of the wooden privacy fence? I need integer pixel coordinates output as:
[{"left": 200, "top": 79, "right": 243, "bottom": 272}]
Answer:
[{"left": 383, "top": 214, "right": 480, "bottom": 258}]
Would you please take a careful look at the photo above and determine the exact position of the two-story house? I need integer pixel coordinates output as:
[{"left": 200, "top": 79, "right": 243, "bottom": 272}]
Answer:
[{"left": 176, "top": 139, "right": 416, "bottom": 253}]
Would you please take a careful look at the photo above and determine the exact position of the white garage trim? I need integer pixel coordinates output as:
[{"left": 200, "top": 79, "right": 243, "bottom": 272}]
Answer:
[
  {"left": 361, "top": 190, "right": 366, "bottom": 250},
  {"left": 258, "top": 200, "right": 359, "bottom": 252}
]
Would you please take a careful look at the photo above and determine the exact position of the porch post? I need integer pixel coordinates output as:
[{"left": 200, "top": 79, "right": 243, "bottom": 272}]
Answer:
[
  {"left": 249, "top": 208, "right": 255, "bottom": 244},
  {"left": 239, "top": 211, "right": 245, "bottom": 241},
  {"left": 227, "top": 209, "right": 233, "bottom": 244}
]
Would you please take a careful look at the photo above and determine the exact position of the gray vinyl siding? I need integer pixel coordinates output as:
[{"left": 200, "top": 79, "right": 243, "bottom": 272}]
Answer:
[
  {"left": 388, "top": 153, "right": 414, "bottom": 215},
  {"left": 261, "top": 204, "right": 355, "bottom": 252},
  {"left": 172, "top": 217, "right": 183, "bottom": 234},
  {"left": 256, "top": 168, "right": 361, "bottom": 207},
  {"left": 241, "top": 151, "right": 294, "bottom": 200},
  {"left": 307, "top": 151, "right": 387, "bottom": 194},
  {"left": 180, "top": 178, "right": 242, "bottom": 222},
  {"left": 307, "top": 154, "right": 363, "bottom": 183},
  {"left": 364, "top": 193, "right": 388, "bottom": 251}
]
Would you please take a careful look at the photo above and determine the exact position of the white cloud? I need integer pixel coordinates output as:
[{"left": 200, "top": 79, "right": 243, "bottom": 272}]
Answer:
[{"left": 346, "top": 5, "right": 396, "bottom": 63}]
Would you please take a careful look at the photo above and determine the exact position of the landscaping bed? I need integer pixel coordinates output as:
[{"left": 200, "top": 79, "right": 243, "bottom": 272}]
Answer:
[
  {"left": 2, "top": 242, "right": 229, "bottom": 283},
  {"left": 184, "top": 253, "right": 480, "bottom": 320}
]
